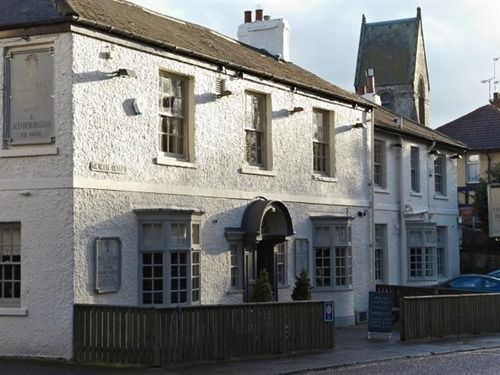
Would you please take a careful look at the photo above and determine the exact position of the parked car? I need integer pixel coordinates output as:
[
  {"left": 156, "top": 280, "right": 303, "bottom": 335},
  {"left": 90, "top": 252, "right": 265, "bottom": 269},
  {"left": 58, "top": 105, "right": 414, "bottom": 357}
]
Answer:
[
  {"left": 487, "top": 269, "right": 500, "bottom": 278},
  {"left": 436, "top": 274, "right": 500, "bottom": 292}
]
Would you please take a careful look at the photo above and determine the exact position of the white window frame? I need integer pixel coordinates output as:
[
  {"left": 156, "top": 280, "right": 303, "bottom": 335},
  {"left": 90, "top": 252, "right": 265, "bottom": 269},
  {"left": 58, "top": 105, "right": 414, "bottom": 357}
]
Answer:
[
  {"left": 137, "top": 211, "right": 202, "bottom": 306},
  {"left": 467, "top": 154, "right": 480, "bottom": 183},
  {"left": 373, "top": 140, "right": 386, "bottom": 189},
  {"left": 434, "top": 154, "right": 447, "bottom": 196},
  {"left": 229, "top": 243, "right": 243, "bottom": 291},
  {"left": 0, "top": 223, "right": 21, "bottom": 307},
  {"left": 244, "top": 91, "right": 272, "bottom": 170},
  {"left": 410, "top": 146, "right": 420, "bottom": 192},
  {"left": 312, "top": 109, "right": 336, "bottom": 177},
  {"left": 275, "top": 241, "right": 288, "bottom": 288},
  {"left": 157, "top": 71, "right": 195, "bottom": 164},
  {"left": 374, "top": 224, "right": 386, "bottom": 283},
  {"left": 312, "top": 218, "right": 352, "bottom": 290},
  {"left": 407, "top": 224, "right": 437, "bottom": 281}
]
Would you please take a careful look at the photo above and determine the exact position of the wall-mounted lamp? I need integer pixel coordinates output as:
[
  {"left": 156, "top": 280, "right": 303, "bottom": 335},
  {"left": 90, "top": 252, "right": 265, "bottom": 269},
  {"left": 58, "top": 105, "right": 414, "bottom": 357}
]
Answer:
[
  {"left": 233, "top": 71, "right": 244, "bottom": 79},
  {"left": 352, "top": 121, "right": 367, "bottom": 129},
  {"left": 216, "top": 78, "right": 232, "bottom": 98},
  {"left": 391, "top": 143, "right": 403, "bottom": 148},
  {"left": 290, "top": 86, "right": 298, "bottom": 93},
  {"left": 451, "top": 153, "right": 463, "bottom": 159},
  {"left": 288, "top": 106, "right": 304, "bottom": 115},
  {"left": 110, "top": 68, "right": 137, "bottom": 78},
  {"left": 428, "top": 149, "right": 442, "bottom": 156}
]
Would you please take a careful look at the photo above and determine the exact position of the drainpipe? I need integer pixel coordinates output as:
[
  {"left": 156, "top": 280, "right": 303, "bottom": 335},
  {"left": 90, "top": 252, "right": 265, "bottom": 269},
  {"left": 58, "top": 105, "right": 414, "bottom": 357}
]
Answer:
[
  {"left": 397, "top": 136, "right": 406, "bottom": 284},
  {"left": 368, "top": 110, "right": 375, "bottom": 288}
]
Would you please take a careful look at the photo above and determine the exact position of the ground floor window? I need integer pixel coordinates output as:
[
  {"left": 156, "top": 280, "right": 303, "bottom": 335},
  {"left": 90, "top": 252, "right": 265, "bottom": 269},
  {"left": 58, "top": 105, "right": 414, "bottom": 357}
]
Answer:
[
  {"left": 312, "top": 218, "right": 352, "bottom": 289},
  {"left": 136, "top": 210, "right": 202, "bottom": 306},
  {"left": 0, "top": 223, "right": 21, "bottom": 307},
  {"left": 275, "top": 242, "right": 287, "bottom": 287},
  {"left": 374, "top": 224, "right": 386, "bottom": 282},
  {"left": 436, "top": 226, "right": 447, "bottom": 277},
  {"left": 407, "top": 225, "right": 437, "bottom": 280}
]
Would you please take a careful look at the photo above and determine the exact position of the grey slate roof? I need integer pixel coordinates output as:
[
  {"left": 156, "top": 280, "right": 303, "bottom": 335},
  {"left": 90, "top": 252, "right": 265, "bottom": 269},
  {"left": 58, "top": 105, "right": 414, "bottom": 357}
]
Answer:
[
  {"left": 354, "top": 10, "right": 424, "bottom": 89},
  {"left": 375, "top": 106, "right": 466, "bottom": 150},
  {"left": 436, "top": 104, "right": 500, "bottom": 151},
  {"left": 0, "top": 0, "right": 65, "bottom": 28},
  {"left": 0, "top": 0, "right": 369, "bottom": 107}
]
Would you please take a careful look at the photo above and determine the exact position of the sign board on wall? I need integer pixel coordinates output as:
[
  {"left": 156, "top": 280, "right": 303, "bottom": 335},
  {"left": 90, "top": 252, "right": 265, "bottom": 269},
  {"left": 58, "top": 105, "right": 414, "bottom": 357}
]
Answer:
[
  {"left": 488, "top": 184, "right": 500, "bottom": 238},
  {"left": 6, "top": 46, "right": 55, "bottom": 145},
  {"left": 95, "top": 237, "right": 122, "bottom": 294}
]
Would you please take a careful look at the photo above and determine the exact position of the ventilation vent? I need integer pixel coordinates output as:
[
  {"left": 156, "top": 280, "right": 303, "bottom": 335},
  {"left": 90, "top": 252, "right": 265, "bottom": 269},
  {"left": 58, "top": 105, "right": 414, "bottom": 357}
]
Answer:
[
  {"left": 216, "top": 78, "right": 232, "bottom": 98},
  {"left": 355, "top": 311, "right": 368, "bottom": 324}
]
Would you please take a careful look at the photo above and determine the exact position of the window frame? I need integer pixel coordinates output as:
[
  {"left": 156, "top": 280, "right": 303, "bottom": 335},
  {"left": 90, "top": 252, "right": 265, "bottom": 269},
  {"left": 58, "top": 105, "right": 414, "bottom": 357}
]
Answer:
[
  {"left": 436, "top": 226, "right": 447, "bottom": 278},
  {"left": 434, "top": 154, "right": 447, "bottom": 196},
  {"left": 157, "top": 70, "right": 195, "bottom": 163},
  {"left": 410, "top": 146, "right": 421, "bottom": 193},
  {"left": 312, "top": 108, "right": 336, "bottom": 177},
  {"left": 229, "top": 242, "right": 243, "bottom": 291},
  {"left": 244, "top": 91, "right": 272, "bottom": 170},
  {"left": 374, "top": 224, "right": 386, "bottom": 283},
  {"left": 407, "top": 224, "right": 437, "bottom": 281},
  {"left": 373, "top": 139, "right": 386, "bottom": 189},
  {"left": 137, "top": 211, "right": 202, "bottom": 307},
  {"left": 275, "top": 241, "right": 288, "bottom": 288},
  {"left": 312, "top": 218, "right": 352, "bottom": 290},
  {"left": 466, "top": 154, "right": 480, "bottom": 184},
  {"left": 0, "top": 223, "right": 21, "bottom": 308}
]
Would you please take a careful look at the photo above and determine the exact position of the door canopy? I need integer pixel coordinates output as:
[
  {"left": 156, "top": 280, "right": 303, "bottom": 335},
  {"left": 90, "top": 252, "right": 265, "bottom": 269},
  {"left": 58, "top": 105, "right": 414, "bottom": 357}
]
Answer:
[{"left": 241, "top": 198, "right": 294, "bottom": 242}]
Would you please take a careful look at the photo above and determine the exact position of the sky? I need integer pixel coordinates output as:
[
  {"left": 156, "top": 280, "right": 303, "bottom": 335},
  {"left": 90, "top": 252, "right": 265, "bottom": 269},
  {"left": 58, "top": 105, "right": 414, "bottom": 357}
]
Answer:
[{"left": 131, "top": 0, "right": 500, "bottom": 128}]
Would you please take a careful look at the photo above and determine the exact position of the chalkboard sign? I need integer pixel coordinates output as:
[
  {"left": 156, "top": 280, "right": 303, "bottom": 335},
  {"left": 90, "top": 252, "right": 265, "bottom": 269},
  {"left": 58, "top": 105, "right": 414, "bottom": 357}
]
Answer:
[{"left": 368, "top": 291, "right": 392, "bottom": 333}]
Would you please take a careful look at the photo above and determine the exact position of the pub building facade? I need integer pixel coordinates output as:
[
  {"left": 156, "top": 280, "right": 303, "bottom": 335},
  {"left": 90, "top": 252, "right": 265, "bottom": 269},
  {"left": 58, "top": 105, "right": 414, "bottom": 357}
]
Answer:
[{"left": 0, "top": 0, "right": 376, "bottom": 359}]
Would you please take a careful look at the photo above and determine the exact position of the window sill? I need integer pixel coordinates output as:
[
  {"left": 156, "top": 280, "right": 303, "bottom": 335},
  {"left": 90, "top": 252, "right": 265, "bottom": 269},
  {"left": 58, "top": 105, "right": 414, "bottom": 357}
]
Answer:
[
  {"left": 155, "top": 155, "right": 198, "bottom": 169},
  {"left": 410, "top": 191, "right": 423, "bottom": 197},
  {"left": 312, "top": 174, "right": 337, "bottom": 183},
  {"left": 374, "top": 187, "right": 390, "bottom": 194},
  {"left": 239, "top": 165, "right": 276, "bottom": 177},
  {"left": 227, "top": 289, "right": 244, "bottom": 295},
  {"left": 0, "top": 307, "right": 28, "bottom": 316},
  {"left": 434, "top": 194, "right": 449, "bottom": 201},
  {"left": 0, "top": 145, "right": 58, "bottom": 158}
]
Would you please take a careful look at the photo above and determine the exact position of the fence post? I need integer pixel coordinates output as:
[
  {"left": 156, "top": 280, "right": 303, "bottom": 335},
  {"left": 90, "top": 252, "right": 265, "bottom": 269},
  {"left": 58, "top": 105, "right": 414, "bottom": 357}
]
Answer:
[{"left": 400, "top": 297, "right": 405, "bottom": 341}]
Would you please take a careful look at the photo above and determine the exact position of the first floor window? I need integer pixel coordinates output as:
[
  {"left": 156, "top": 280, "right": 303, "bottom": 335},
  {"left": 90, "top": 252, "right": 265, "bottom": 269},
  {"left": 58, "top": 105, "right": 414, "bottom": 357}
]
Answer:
[
  {"left": 410, "top": 146, "right": 420, "bottom": 192},
  {"left": 467, "top": 154, "right": 480, "bottom": 183},
  {"left": 0, "top": 223, "right": 21, "bottom": 306},
  {"left": 245, "top": 92, "right": 267, "bottom": 167},
  {"left": 407, "top": 226, "right": 436, "bottom": 280},
  {"left": 434, "top": 155, "right": 446, "bottom": 195},
  {"left": 374, "top": 224, "right": 386, "bottom": 282},
  {"left": 138, "top": 212, "right": 202, "bottom": 306},
  {"left": 373, "top": 140, "right": 386, "bottom": 188},
  {"left": 313, "top": 219, "right": 352, "bottom": 289}
]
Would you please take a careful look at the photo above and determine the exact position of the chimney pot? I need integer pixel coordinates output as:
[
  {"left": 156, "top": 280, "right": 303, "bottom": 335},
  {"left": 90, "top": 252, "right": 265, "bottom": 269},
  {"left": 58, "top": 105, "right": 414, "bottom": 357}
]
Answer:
[
  {"left": 264, "top": 15, "right": 271, "bottom": 21},
  {"left": 365, "top": 68, "right": 375, "bottom": 94},
  {"left": 256, "top": 9, "right": 263, "bottom": 21},
  {"left": 492, "top": 92, "right": 500, "bottom": 108},
  {"left": 244, "top": 10, "right": 252, "bottom": 23}
]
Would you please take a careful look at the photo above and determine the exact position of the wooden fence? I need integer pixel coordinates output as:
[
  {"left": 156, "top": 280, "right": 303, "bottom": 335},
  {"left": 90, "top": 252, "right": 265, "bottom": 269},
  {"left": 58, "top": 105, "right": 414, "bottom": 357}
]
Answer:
[
  {"left": 73, "top": 301, "right": 335, "bottom": 367},
  {"left": 400, "top": 293, "right": 500, "bottom": 341}
]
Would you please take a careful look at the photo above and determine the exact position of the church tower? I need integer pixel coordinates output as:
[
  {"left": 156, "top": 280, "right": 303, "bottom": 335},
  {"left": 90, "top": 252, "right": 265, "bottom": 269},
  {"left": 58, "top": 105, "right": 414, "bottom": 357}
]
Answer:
[{"left": 354, "top": 8, "right": 430, "bottom": 126}]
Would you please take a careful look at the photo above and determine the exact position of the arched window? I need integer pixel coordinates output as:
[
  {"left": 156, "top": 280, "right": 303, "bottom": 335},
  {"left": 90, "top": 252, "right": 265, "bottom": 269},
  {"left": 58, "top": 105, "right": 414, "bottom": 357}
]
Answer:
[{"left": 418, "top": 77, "right": 426, "bottom": 126}]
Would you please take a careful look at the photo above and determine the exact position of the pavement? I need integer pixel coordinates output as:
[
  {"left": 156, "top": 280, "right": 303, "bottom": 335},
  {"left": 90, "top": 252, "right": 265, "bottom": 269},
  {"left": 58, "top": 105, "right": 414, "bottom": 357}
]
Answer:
[{"left": 4, "top": 325, "right": 500, "bottom": 374}]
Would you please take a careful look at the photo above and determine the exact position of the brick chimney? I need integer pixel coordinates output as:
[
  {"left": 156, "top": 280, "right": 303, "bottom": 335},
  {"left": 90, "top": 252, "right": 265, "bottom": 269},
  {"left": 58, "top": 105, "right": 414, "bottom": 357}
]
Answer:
[
  {"left": 361, "top": 68, "right": 381, "bottom": 105},
  {"left": 237, "top": 9, "right": 291, "bottom": 61},
  {"left": 491, "top": 92, "right": 500, "bottom": 108}
]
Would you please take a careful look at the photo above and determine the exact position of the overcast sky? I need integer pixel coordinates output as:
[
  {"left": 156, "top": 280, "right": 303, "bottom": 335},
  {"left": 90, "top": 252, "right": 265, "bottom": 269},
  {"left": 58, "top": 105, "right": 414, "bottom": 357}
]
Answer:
[{"left": 131, "top": 0, "right": 500, "bottom": 128}]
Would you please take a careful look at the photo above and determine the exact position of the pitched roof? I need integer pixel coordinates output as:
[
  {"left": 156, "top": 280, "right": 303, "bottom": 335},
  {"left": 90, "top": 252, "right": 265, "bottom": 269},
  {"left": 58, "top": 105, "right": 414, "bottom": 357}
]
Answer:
[
  {"left": 0, "top": 0, "right": 369, "bottom": 108},
  {"left": 436, "top": 104, "right": 500, "bottom": 151},
  {"left": 354, "top": 11, "right": 422, "bottom": 89},
  {"left": 374, "top": 106, "right": 466, "bottom": 150}
]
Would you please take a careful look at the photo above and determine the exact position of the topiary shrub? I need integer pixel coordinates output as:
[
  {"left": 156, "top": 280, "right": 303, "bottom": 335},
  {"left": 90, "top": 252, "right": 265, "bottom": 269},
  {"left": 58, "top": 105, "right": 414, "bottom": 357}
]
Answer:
[
  {"left": 251, "top": 269, "right": 274, "bottom": 302},
  {"left": 291, "top": 269, "right": 312, "bottom": 301}
]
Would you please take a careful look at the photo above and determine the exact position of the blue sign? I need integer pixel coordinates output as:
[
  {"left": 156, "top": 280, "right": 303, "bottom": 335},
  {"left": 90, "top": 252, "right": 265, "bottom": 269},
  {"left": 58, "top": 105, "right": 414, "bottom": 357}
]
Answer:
[{"left": 324, "top": 301, "right": 335, "bottom": 322}]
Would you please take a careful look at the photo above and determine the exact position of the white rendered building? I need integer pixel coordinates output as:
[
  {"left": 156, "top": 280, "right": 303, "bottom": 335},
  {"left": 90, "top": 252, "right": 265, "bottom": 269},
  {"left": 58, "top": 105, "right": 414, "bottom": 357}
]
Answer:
[{"left": 0, "top": 0, "right": 378, "bottom": 359}]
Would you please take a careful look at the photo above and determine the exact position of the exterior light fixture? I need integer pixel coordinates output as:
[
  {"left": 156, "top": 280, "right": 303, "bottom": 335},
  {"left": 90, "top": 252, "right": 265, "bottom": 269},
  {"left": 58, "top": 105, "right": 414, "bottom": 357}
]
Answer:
[
  {"left": 288, "top": 106, "right": 304, "bottom": 115},
  {"left": 391, "top": 143, "right": 403, "bottom": 148},
  {"left": 352, "top": 121, "right": 367, "bottom": 129},
  {"left": 111, "top": 68, "right": 137, "bottom": 78},
  {"left": 428, "top": 149, "right": 441, "bottom": 156},
  {"left": 451, "top": 153, "right": 463, "bottom": 159}
]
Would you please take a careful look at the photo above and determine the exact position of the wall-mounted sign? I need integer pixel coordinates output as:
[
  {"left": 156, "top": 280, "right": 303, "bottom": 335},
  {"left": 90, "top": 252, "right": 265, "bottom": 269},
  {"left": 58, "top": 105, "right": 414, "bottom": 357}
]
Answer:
[
  {"left": 488, "top": 184, "right": 500, "bottom": 238},
  {"left": 90, "top": 162, "right": 127, "bottom": 174},
  {"left": 6, "top": 47, "right": 54, "bottom": 145},
  {"left": 294, "top": 238, "right": 309, "bottom": 277},
  {"left": 95, "top": 237, "right": 121, "bottom": 294},
  {"left": 324, "top": 301, "right": 335, "bottom": 322}
]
